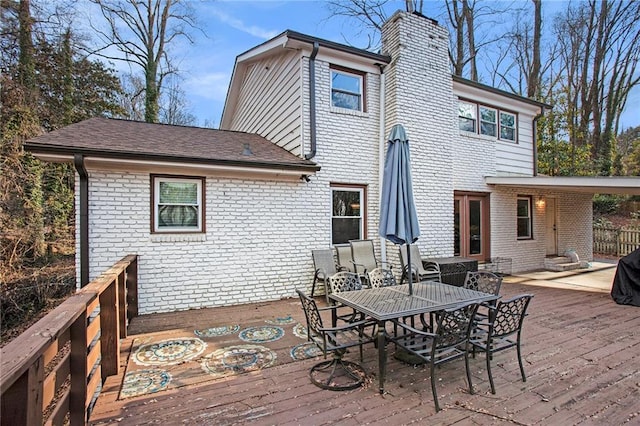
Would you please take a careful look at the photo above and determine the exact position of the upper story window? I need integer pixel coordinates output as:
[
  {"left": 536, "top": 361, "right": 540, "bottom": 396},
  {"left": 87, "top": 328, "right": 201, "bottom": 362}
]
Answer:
[
  {"left": 459, "top": 100, "right": 518, "bottom": 142},
  {"left": 331, "top": 67, "right": 364, "bottom": 112},
  {"left": 500, "top": 111, "right": 517, "bottom": 141},
  {"left": 479, "top": 106, "right": 497, "bottom": 137},
  {"left": 331, "top": 185, "right": 365, "bottom": 244},
  {"left": 517, "top": 196, "right": 532, "bottom": 240},
  {"left": 152, "top": 175, "right": 205, "bottom": 233},
  {"left": 458, "top": 101, "right": 477, "bottom": 132}
]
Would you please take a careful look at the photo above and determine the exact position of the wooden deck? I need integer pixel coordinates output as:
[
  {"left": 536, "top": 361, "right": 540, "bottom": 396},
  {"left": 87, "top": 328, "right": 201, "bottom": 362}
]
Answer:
[{"left": 90, "top": 269, "right": 640, "bottom": 425}]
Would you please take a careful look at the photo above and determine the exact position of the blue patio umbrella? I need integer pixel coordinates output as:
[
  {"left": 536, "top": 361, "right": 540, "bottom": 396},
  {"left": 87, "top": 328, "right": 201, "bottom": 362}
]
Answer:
[{"left": 379, "top": 124, "right": 421, "bottom": 295}]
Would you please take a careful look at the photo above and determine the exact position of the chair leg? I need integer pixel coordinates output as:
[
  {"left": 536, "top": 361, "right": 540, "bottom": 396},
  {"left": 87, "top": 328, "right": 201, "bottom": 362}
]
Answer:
[
  {"left": 430, "top": 361, "right": 440, "bottom": 412},
  {"left": 464, "top": 346, "right": 474, "bottom": 395},
  {"left": 486, "top": 345, "right": 496, "bottom": 394},
  {"left": 517, "top": 338, "right": 526, "bottom": 383}
]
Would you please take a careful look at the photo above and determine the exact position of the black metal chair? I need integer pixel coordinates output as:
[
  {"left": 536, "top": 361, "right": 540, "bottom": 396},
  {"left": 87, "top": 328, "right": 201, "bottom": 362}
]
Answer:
[
  {"left": 296, "top": 289, "right": 376, "bottom": 391},
  {"left": 367, "top": 267, "right": 397, "bottom": 288},
  {"left": 388, "top": 302, "right": 480, "bottom": 412},
  {"left": 327, "top": 271, "right": 366, "bottom": 323},
  {"left": 463, "top": 270, "right": 503, "bottom": 321},
  {"left": 470, "top": 294, "right": 534, "bottom": 394},
  {"left": 463, "top": 270, "right": 503, "bottom": 295}
]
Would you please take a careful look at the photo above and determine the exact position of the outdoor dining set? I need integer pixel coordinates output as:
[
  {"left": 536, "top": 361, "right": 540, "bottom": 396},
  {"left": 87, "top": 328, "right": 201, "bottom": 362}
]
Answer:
[{"left": 298, "top": 240, "right": 534, "bottom": 412}]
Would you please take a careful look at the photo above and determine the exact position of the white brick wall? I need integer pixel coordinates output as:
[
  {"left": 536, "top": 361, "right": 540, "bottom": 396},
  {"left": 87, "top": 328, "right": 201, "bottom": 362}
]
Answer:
[
  {"left": 381, "top": 12, "right": 456, "bottom": 259},
  {"left": 489, "top": 188, "right": 593, "bottom": 273},
  {"left": 76, "top": 11, "right": 595, "bottom": 314}
]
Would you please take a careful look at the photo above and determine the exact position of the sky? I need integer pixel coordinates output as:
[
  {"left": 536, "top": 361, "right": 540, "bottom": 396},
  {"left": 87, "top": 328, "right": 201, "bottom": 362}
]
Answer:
[{"left": 89, "top": 0, "right": 639, "bottom": 129}]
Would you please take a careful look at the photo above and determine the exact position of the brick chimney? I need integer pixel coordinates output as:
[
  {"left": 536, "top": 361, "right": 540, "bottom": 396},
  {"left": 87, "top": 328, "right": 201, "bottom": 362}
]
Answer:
[{"left": 381, "top": 11, "right": 457, "bottom": 256}]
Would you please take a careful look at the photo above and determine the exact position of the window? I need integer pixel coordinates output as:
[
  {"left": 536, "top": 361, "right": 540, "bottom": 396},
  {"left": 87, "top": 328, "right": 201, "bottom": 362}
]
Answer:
[
  {"left": 331, "top": 68, "right": 363, "bottom": 111},
  {"left": 331, "top": 185, "right": 365, "bottom": 244},
  {"left": 458, "top": 100, "right": 517, "bottom": 142},
  {"left": 500, "top": 111, "right": 517, "bottom": 141},
  {"left": 479, "top": 106, "right": 497, "bottom": 137},
  {"left": 152, "top": 175, "right": 204, "bottom": 233},
  {"left": 517, "top": 196, "right": 532, "bottom": 239},
  {"left": 458, "top": 101, "right": 477, "bottom": 133}
]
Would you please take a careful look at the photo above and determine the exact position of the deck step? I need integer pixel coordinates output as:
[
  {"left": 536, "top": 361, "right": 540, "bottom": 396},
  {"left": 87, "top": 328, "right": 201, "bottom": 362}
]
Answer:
[{"left": 544, "top": 256, "right": 582, "bottom": 271}]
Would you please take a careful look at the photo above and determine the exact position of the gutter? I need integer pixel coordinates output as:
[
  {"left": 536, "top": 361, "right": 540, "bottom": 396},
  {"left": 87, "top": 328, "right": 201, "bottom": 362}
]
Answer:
[
  {"left": 378, "top": 65, "right": 387, "bottom": 263},
  {"left": 532, "top": 107, "right": 546, "bottom": 177},
  {"left": 305, "top": 42, "right": 319, "bottom": 160},
  {"left": 73, "top": 154, "right": 89, "bottom": 287}
]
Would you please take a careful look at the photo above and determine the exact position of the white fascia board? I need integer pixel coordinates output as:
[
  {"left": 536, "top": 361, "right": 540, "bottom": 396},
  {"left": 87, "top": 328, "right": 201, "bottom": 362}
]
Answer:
[
  {"left": 31, "top": 153, "right": 314, "bottom": 183},
  {"left": 453, "top": 80, "right": 542, "bottom": 116},
  {"left": 485, "top": 176, "right": 640, "bottom": 195}
]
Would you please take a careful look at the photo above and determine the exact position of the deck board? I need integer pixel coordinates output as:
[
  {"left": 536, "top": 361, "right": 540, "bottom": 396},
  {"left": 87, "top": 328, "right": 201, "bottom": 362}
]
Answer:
[{"left": 90, "top": 274, "right": 640, "bottom": 425}]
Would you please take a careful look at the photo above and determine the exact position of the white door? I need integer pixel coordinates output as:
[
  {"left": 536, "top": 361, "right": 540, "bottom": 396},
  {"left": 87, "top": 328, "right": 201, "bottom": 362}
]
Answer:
[{"left": 545, "top": 197, "right": 557, "bottom": 256}]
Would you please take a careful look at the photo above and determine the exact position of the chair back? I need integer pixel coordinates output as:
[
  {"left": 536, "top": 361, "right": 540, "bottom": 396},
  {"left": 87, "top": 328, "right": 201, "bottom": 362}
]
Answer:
[
  {"left": 400, "top": 244, "right": 441, "bottom": 282},
  {"left": 490, "top": 294, "right": 533, "bottom": 339},
  {"left": 328, "top": 271, "right": 362, "bottom": 295},
  {"left": 422, "top": 261, "right": 442, "bottom": 282},
  {"left": 463, "top": 271, "right": 503, "bottom": 295},
  {"left": 435, "top": 302, "right": 479, "bottom": 351},
  {"left": 312, "top": 249, "right": 337, "bottom": 278},
  {"left": 296, "top": 289, "right": 324, "bottom": 341},
  {"left": 335, "top": 244, "right": 355, "bottom": 272},
  {"left": 349, "top": 239, "right": 378, "bottom": 275},
  {"left": 367, "top": 267, "right": 397, "bottom": 288}
]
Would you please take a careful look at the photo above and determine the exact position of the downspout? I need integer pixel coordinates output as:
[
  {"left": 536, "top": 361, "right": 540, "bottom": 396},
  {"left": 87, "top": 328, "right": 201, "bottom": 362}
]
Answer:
[
  {"left": 378, "top": 65, "right": 387, "bottom": 263},
  {"left": 304, "top": 42, "right": 319, "bottom": 160},
  {"left": 532, "top": 108, "right": 545, "bottom": 177},
  {"left": 74, "top": 154, "right": 89, "bottom": 287}
]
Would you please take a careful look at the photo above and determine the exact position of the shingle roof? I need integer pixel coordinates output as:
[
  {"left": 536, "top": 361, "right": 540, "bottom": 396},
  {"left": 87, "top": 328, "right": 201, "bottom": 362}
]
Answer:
[{"left": 24, "top": 117, "right": 320, "bottom": 172}]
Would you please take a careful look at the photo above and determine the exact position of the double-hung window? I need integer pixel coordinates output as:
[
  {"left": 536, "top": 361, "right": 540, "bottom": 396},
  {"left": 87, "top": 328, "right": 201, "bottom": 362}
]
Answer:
[
  {"left": 331, "top": 185, "right": 365, "bottom": 244},
  {"left": 458, "top": 101, "right": 477, "bottom": 133},
  {"left": 459, "top": 100, "right": 518, "bottom": 142},
  {"left": 152, "top": 175, "right": 204, "bottom": 233},
  {"left": 517, "top": 196, "right": 532, "bottom": 239},
  {"left": 479, "top": 106, "right": 497, "bottom": 137},
  {"left": 331, "top": 67, "right": 364, "bottom": 112},
  {"left": 500, "top": 111, "right": 517, "bottom": 141}
]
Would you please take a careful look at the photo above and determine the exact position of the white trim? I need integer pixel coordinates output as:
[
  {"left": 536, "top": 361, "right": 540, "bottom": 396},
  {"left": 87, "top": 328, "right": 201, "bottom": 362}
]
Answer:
[
  {"left": 30, "top": 154, "right": 314, "bottom": 182},
  {"left": 153, "top": 176, "right": 203, "bottom": 233},
  {"left": 486, "top": 176, "right": 640, "bottom": 195}
]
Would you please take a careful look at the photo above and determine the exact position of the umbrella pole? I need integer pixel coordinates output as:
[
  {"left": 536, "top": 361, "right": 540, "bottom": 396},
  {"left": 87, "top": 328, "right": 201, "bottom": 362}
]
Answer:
[{"left": 407, "top": 244, "right": 413, "bottom": 295}]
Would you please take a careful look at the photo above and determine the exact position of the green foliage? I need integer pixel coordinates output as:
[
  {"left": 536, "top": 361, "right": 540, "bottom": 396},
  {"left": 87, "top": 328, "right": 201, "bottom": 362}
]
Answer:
[
  {"left": 1, "top": 2, "right": 123, "bottom": 273},
  {"left": 592, "top": 194, "right": 623, "bottom": 215}
]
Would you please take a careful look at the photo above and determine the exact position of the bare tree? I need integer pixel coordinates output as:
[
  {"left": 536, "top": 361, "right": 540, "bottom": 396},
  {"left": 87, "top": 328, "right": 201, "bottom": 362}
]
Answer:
[
  {"left": 553, "top": 0, "right": 640, "bottom": 175},
  {"left": 89, "top": 0, "right": 197, "bottom": 123},
  {"left": 159, "top": 76, "right": 196, "bottom": 126}
]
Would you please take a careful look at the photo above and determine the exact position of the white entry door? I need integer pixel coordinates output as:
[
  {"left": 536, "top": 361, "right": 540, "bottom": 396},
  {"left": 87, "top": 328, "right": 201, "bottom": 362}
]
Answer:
[{"left": 545, "top": 197, "right": 557, "bottom": 256}]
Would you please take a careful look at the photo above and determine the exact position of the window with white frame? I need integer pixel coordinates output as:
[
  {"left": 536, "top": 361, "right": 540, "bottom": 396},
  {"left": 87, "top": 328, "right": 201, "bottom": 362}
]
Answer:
[
  {"left": 479, "top": 106, "right": 497, "bottom": 137},
  {"left": 331, "top": 185, "right": 364, "bottom": 244},
  {"left": 517, "top": 196, "right": 532, "bottom": 239},
  {"left": 458, "top": 101, "right": 477, "bottom": 133},
  {"left": 152, "top": 175, "right": 204, "bottom": 233},
  {"left": 500, "top": 111, "right": 517, "bottom": 141},
  {"left": 331, "top": 67, "right": 363, "bottom": 111},
  {"left": 459, "top": 100, "right": 518, "bottom": 142}
]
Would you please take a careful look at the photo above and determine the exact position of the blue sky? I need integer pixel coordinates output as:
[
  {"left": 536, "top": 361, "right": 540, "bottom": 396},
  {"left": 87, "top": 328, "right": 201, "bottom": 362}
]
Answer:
[{"left": 134, "top": 1, "right": 639, "bottom": 129}]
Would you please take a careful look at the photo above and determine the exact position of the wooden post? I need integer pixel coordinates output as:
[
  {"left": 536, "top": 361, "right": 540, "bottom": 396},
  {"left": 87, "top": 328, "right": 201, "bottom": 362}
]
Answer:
[
  {"left": 126, "top": 257, "right": 139, "bottom": 322},
  {"left": 99, "top": 280, "right": 119, "bottom": 378},
  {"left": 0, "top": 357, "right": 44, "bottom": 425},
  {"left": 118, "top": 270, "right": 127, "bottom": 339},
  {"left": 69, "top": 311, "right": 88, "bottom": 426}
]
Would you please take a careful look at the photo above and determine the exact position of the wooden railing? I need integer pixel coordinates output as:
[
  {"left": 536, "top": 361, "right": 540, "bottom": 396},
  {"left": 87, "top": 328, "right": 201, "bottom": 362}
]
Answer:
[
  {"left": 593, "top": 226, "right": 640, "bottom": 257},
  {"left": 1, "top": 255, "right": 138, "bottom": 425}
]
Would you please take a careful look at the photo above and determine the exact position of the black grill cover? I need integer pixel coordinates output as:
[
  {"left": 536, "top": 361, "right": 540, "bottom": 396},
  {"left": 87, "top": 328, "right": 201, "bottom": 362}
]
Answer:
[{"left": 611, "top": 248, "right": 640, "bottom": 306}]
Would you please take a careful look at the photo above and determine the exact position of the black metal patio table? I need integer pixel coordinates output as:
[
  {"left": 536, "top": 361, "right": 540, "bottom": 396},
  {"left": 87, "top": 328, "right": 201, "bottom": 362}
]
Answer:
[{"left": 330, "top": 281, "right": 498, "bottom": 394}]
